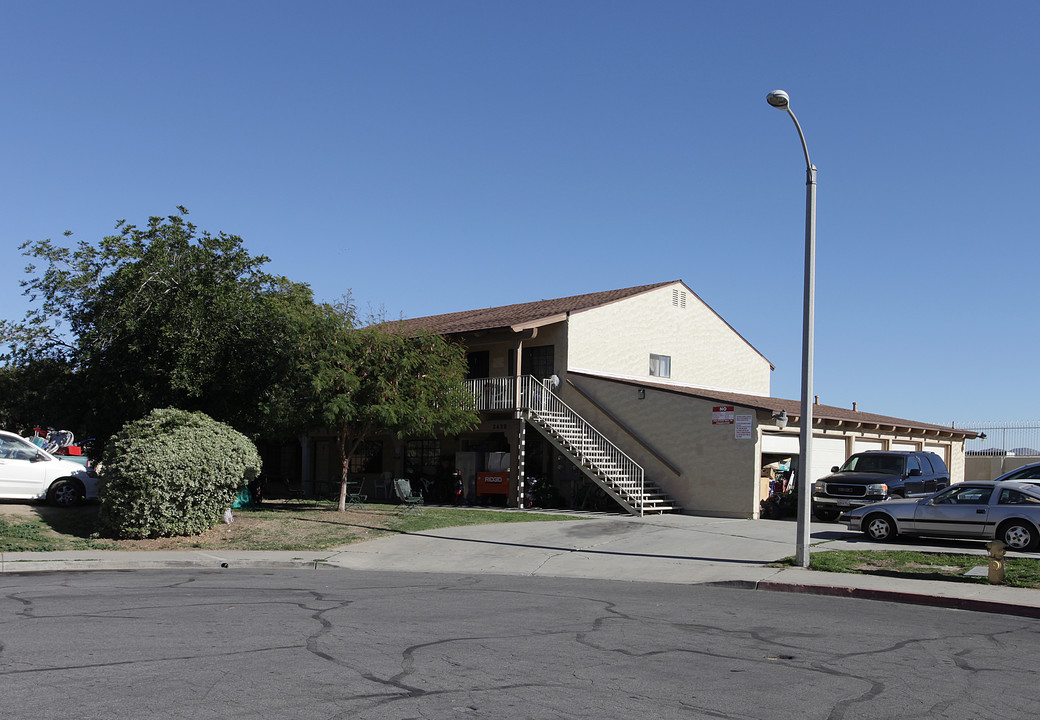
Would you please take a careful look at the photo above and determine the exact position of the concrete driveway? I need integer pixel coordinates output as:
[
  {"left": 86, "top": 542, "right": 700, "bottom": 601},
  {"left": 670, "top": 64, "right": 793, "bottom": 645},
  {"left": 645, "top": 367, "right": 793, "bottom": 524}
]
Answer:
[{"left": 320, "top": 512, "right": 1021, "bottom": 584}]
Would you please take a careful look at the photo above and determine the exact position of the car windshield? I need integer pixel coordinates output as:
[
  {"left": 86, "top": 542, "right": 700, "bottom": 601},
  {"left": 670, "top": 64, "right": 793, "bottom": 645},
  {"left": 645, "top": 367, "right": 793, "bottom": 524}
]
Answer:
[
  {"left": 838, "top": 454, "right": 905, "bottom": 475},
  {"left": 1001, "top": 465, "right": 1040, "bottom": 482},
  {"left": 0, "top": 435, "right": 40, "bottom": 461}
]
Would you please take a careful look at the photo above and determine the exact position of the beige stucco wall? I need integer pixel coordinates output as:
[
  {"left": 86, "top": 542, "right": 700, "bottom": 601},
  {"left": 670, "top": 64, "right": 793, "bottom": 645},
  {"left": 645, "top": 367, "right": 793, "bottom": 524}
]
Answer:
[
  {"left": 566, "top": 283, "right": 771, "bottom": 396},
  {"left": 564, "top": 377, "right": 761, "bottom": 517},
  {"left": 964, "top": 455, "right": 1039, "bottom": 482}
]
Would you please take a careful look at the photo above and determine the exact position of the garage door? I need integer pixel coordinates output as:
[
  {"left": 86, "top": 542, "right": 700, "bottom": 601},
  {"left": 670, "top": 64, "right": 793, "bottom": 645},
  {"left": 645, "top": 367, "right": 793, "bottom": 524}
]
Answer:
[
  {"left": 924, "top": 444, "right": 948, "bottom": 465},
  {"left": 810, "top": 437, "right": 847, "bottom": 484},
  {"left": 854, "top": 439, "right": 884, "bottom": 453},
  {"left": 761, "top": 433, "right": 800, "bottom": 455},
  {"left": 890, "top": 442, "right": 917, "bottom": 452},
  {"left": 761, "top": 434, "right": 847, "bottom": 485}
]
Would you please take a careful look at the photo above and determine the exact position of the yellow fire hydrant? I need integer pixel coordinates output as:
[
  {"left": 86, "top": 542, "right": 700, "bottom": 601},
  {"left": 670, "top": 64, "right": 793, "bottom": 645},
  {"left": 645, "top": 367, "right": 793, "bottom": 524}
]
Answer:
[{"left": 986, "top": 540, "right": 1006, "bottom": 584}]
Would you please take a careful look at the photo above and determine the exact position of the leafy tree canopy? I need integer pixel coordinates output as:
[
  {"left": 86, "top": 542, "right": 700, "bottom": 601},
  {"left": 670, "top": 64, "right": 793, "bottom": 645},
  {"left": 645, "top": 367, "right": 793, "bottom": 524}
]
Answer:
[
  {"left": 2, "top": 208, "right": 315, "bottom": 442},
  {"left": 0, "top": 359, "right": 84, "bottom": 434},
  {"left": 2, "top": 209, "right": 481, "bottom": 489},
  {"left": 305, "top": 303, "right": 479, "bottom": 511}
]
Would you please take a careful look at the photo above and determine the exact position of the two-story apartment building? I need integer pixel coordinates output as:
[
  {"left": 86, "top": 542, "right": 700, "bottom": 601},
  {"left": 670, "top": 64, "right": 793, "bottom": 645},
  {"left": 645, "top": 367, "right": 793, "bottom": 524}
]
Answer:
[{"left": 278, "top": 280, "right": 974, "bottom": 518}]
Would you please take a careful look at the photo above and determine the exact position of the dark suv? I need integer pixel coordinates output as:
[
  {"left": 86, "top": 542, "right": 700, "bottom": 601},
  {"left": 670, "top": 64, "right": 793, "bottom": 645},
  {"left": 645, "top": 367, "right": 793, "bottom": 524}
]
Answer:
[{"left": 812, "top": 450, "right": 950, "bottom": 521}]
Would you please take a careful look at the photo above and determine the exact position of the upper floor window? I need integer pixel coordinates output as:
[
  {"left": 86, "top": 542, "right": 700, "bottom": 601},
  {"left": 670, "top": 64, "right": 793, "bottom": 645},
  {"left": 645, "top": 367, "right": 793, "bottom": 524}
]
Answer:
[
  {"left": 467, "top": 351, "right": 490, "bottom": 379},
  {"left": 649, "top": 353, "right": 671, "bottom": 378}
]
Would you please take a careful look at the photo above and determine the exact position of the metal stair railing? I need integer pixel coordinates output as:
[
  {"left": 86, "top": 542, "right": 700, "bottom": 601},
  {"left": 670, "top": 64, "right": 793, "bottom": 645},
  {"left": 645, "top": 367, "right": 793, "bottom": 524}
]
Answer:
[{"left": 520, "top": 376, "right": 647, "bottom": 516}]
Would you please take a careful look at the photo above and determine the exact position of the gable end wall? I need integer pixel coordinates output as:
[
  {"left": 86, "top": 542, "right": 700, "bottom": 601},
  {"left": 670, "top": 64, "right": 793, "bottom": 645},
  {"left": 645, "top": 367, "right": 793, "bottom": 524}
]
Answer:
[{"left": 566, "top": 284, "right": 770, "bottom": 395}]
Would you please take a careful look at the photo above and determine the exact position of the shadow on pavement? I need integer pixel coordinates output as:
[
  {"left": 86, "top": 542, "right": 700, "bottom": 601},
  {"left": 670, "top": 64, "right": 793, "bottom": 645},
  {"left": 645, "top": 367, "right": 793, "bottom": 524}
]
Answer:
[{"left": 395, "top": 529, "right": 775, "bottom": 566}]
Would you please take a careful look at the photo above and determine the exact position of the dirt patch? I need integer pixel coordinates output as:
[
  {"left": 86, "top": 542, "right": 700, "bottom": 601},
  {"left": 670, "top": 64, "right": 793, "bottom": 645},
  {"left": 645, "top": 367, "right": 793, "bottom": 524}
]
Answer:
[
  {"left": 0, "top": 501, "right": 55, "bottom": 520},
  {"left": 103, "top": 509, "right": 383, "bottom": 551},
  {"left": 907, "top": 562, "right": 963, "bottom": 573},
  {"left": 852, "top": 561, "right": 963, "bottom": 574},
  {"left": 0, "top": 501, "right": 40, "bottom": 518},
  {"left": 1, "top": 500, "right": 391, "bottom": 551}
]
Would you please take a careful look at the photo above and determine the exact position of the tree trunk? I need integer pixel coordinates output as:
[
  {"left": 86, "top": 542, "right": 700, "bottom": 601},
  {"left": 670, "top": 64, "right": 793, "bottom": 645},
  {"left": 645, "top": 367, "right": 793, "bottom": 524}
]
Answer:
[{"left": 336, "top": 426, "right": 349, "bottom": 512}]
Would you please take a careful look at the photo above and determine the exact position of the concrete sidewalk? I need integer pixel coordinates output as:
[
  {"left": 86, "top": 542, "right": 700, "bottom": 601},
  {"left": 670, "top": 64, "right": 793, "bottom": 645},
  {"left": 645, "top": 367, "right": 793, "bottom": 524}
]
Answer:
[{"left": 3, "top": 513, "right": 1040, "bottom": 618}]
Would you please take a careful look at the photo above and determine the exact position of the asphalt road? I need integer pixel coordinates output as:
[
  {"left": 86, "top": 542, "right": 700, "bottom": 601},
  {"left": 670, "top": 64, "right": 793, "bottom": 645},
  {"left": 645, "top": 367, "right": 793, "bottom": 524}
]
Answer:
[{"left": 2, "top": 567, "right": 1038, "bottom": 720}]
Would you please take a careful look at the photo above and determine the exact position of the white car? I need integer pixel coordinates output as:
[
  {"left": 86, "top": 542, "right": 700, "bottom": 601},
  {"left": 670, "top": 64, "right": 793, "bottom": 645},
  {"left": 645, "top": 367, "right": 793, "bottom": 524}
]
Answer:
[{"left": 0, "top": 430, "right": 99, "bottom": 506}]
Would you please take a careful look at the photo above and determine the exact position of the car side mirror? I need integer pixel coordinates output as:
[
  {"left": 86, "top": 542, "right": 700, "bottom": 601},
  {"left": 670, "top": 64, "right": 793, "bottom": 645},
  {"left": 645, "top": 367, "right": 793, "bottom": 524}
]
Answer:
[
  {"left": 831, "top": 466, "right": 839, "bottom": 473},
  {"left": 908, "top": 468, "right": 922, "bottom": 477},
  {"left": 920, "top": 498, "right": 934, "bottom": 505},
  {"left": 30, "top": 452, "right": 46, "bottom": 463}
]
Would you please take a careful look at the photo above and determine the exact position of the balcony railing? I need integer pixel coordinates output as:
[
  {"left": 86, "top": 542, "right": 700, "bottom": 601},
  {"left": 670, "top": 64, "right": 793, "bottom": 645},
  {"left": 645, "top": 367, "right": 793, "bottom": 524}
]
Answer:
[
  {"left": 467, "top": 376, "right": 519, "bottom": 412},
  {"left": 465, "top": 375, "right": 556, "bottom": 412}
]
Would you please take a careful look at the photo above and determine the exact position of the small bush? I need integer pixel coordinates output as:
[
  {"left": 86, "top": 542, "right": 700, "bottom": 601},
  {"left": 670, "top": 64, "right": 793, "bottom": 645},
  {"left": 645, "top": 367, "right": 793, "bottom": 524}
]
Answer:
[{"left": 97, "top": 408, "right": 261, "bottom": 539}]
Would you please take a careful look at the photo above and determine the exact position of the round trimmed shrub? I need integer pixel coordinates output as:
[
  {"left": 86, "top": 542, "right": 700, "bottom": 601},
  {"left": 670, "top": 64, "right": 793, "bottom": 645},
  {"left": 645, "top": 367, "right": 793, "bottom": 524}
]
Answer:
[{"left": 97, "top": 408, "right": 261, "bottom": 539}]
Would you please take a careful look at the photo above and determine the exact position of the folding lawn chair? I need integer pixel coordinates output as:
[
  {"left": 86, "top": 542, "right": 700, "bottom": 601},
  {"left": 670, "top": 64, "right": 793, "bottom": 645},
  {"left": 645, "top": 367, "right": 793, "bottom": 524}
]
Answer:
[
  {"left": 346, "top": 481, "right": 367, "bottom": 507},
  {"left": 393, "top": 478, "right": 424, "bottom": 513}
]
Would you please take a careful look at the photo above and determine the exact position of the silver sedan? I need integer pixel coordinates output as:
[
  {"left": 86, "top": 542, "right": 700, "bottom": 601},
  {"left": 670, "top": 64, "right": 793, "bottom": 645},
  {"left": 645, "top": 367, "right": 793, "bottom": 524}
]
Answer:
[
  {"left": 838, "top": 481, "right": 1040, "bottom": 551},
  {"left": 993, "top": 461, "right": 1040, "bottom": 485}
]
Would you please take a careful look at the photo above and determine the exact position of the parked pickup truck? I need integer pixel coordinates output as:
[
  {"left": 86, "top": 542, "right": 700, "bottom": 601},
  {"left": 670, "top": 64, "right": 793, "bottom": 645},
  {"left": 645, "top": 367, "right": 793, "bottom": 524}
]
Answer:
[{"left": 812, "top": 450, "right": 950, "bottom": 522}]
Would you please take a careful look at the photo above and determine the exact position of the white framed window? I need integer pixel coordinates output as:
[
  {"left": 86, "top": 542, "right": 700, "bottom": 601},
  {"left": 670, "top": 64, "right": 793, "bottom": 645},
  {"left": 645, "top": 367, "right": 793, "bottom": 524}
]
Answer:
[{"left": 649, "top": 353, "right": 671, "bottom": 378}]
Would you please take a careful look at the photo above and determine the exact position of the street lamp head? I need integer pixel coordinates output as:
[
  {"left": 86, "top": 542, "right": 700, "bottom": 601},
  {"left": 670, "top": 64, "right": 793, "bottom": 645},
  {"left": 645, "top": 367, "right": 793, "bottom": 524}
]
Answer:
[{"left": 766, "top": 89, "right": 790, "bottom": 109}]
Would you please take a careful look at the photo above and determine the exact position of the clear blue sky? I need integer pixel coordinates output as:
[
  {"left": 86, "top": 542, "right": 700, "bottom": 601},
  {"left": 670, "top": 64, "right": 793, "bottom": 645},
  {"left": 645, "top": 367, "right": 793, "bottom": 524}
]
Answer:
[{"left": 3, "top": 1, "right": 1037, "bottom": 425}]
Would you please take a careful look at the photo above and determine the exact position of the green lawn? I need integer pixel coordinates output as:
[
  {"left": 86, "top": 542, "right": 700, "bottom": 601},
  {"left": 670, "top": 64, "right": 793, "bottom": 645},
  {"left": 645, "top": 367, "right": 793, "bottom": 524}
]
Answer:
[{"left": 775, "top": 549, "right": 1040, "bottom": 589}]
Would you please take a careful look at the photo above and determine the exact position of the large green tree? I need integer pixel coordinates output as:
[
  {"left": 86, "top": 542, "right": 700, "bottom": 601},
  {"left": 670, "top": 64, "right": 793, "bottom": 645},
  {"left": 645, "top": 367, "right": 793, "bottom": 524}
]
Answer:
[
  {"left": 0, "top": 359, "right": 84, "bottom": 435},
  {"left": 1, "top": 208, "right": 314, "bottom": 443},
  {"left": 306, "top": 303, "right": 479, "bottom": 511}
]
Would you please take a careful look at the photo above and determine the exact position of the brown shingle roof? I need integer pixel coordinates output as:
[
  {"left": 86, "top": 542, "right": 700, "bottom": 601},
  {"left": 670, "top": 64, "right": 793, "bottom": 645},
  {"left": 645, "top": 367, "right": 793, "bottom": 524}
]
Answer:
[{"left": 387, "top": 281, "right": 677, "bottom": 336}]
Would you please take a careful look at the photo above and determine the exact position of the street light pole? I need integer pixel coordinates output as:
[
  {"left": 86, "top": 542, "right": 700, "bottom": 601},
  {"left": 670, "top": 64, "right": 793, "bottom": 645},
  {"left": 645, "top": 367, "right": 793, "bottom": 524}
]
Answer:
[{"left": 766, "top": 89, "right": 816, "bottom": 568}]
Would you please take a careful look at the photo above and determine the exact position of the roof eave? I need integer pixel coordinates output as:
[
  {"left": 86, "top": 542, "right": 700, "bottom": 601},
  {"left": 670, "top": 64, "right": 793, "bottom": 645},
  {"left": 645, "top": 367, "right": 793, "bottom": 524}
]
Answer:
[{"left": 511, "top": 313, "right": 568, "bottom": 333}]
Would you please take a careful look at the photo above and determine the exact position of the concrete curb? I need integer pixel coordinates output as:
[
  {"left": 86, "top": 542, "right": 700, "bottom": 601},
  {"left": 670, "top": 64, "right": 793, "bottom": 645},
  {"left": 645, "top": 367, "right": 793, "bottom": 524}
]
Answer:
[
  {"left": 0, "top": 558, "right": 327, "bottom": 573},
  {"left": 759, "top": 580, "right": 1040, "bottom": 619},
  {"left": 709, "top": 578, "right": 1040, "bottom": 619}
]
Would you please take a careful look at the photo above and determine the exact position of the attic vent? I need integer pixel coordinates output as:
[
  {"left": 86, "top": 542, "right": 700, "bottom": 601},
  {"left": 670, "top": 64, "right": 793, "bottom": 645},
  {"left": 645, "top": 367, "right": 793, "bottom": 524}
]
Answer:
[{"left": 671, "top": 289, "right": 687, "bottom": 308}]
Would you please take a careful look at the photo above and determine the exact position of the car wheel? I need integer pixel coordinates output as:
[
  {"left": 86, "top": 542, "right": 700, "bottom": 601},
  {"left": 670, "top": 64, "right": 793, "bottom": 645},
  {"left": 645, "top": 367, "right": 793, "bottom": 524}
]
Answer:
[
  {"left": 813, "top": 506, "right": 841, "bottom": 522},
  {"left": 47, "top": 478, "right": 83, "bottom": 507},
  {"left": 863, "top": 513, "right": 897, "bottom": 542},
  {"left": 998, "top": 521, "right": 1040, "bottom": 552},
  {"left": 889, "top": 490, "right": 904, "bottom": 499}
]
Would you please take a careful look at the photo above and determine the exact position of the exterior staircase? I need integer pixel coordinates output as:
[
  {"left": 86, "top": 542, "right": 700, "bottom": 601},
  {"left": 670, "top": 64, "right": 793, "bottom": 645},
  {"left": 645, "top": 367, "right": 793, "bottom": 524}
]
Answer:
[{"left": 520, "top": 377, "right": 680, "bottom": 516}]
